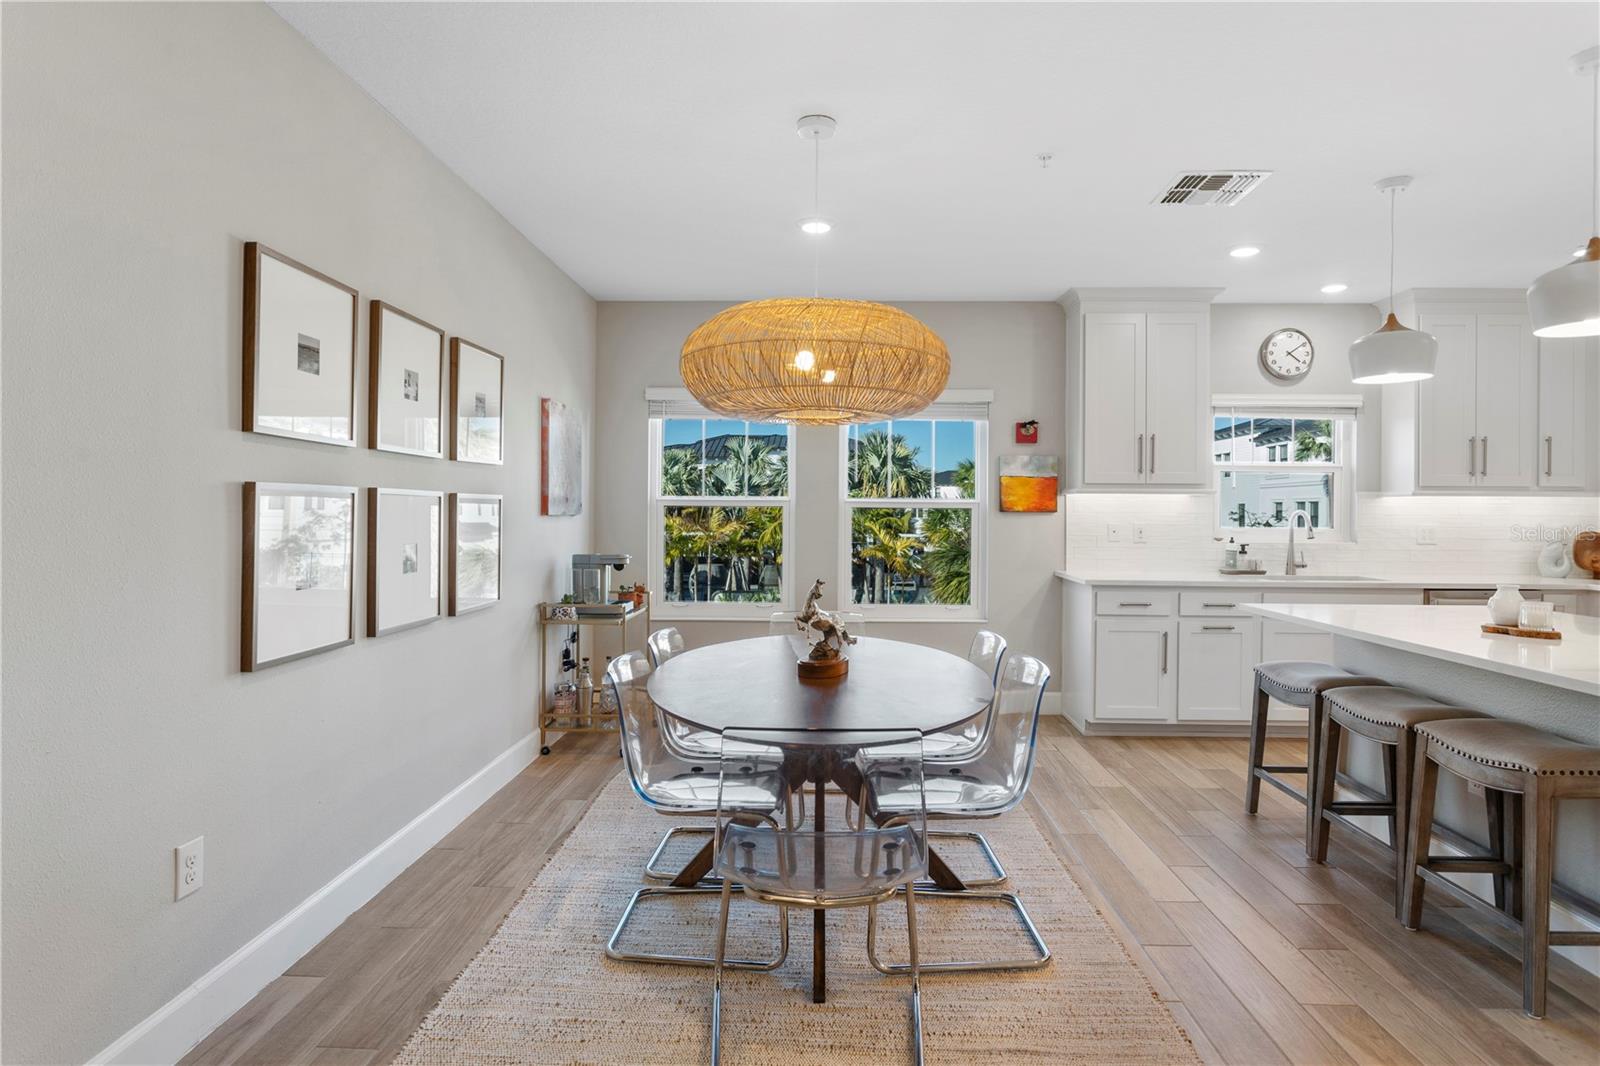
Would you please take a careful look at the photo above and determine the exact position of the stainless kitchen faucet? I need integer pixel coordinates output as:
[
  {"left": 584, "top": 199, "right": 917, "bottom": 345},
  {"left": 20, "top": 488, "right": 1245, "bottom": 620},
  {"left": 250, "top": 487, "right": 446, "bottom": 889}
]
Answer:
[{"left": 1285, "top": 510, "right": 1315, "bottom": 575}]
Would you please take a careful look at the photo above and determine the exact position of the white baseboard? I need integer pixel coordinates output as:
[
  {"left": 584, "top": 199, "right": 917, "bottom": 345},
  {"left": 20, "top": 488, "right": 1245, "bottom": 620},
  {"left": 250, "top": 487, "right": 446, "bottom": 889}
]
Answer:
[
  {"left": 1040, "top": 691, "right": 1063, "bottom": 716},
  {"left": 89, "top": 732, "right": 542, "bottom": 1066}
]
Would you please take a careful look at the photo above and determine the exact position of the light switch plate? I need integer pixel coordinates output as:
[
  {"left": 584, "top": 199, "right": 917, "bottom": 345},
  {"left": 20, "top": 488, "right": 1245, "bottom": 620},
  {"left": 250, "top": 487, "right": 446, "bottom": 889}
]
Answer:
[
  {"left": 175, "top": 836, "right": 203, "bottom": 901},
  {"left": 1416, "top": 526, "right": 1437, "bottom": 545}
]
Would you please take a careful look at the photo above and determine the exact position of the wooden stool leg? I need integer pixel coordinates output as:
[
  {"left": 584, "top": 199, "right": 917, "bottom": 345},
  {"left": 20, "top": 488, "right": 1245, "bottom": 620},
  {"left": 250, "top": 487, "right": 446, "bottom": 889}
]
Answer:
[
  {"left": 1507, "top": 791, "right": 1525, "bottom": 922},
  {"left": 1485, "top": 787, "right": 1507, "bottom": 913},
  {"left": 1305, "top": 693, "right": 1324, "bottom": 851},
  {"left": 1244, "top": 684, "right": 1269, "bottom": 815},
  {"left": 1402, "top": 737, "right": 1440, "bottom": 931},
  {"left": 1382, "top": 740, "right": 1399, "bottom": 854},
  {"left": 1391, "top": 729, "right": 1414, "bottom": 920},
  {"left": 1311, "top": 712, "right": 1341, "bottom": 864},
  {"left": 1521, "top": 777, "right": 1554, "bottom": 1019}
]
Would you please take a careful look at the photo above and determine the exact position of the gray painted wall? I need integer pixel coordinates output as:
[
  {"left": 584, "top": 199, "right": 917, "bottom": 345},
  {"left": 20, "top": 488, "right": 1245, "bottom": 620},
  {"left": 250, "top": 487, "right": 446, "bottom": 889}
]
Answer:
[
  {"left": 1, "top": 5, "right": 595, "bottom": 1062},
  {"left": 594, "top": 301, "right": 1066, "bottom": 680}
]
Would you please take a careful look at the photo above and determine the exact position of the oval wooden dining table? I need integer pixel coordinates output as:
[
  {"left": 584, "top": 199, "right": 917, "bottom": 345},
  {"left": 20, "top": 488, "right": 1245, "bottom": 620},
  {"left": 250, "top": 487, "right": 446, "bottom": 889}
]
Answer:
[{"left": 647, "top": 634, "right": 994, "bottom": 1003}]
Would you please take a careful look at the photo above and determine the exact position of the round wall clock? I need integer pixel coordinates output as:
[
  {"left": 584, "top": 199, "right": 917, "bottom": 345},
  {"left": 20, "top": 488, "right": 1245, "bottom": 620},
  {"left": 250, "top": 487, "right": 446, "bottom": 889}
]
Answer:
[{"left": 1259, "top": 327, "right": 1314, "bottom": 381}]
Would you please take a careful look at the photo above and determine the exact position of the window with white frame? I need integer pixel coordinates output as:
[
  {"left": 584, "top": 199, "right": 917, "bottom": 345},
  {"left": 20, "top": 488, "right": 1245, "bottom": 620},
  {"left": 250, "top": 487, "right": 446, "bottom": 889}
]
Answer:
[
  {"left": 839, "top": 402, "right": 988, "bottom": 617},
  {"left": 647, "top": 393, "right": 794, "bottom": 617},
  {"left": 1212, "top": 397, "right": 1359, "bottom": 538}
]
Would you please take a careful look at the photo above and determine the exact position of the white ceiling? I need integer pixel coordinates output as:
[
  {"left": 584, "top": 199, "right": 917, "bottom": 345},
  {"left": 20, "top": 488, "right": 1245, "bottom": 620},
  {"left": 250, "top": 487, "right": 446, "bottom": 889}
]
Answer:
[{"left": 273, "top": 2, "right": 1597, "bottom": 304}]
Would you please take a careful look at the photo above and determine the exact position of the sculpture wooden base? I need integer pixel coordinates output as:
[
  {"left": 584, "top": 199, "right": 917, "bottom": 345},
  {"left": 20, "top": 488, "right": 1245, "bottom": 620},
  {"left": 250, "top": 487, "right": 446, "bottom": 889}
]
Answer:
[{"left": 797, "top": 657, "right": 849, "bottom": 680}]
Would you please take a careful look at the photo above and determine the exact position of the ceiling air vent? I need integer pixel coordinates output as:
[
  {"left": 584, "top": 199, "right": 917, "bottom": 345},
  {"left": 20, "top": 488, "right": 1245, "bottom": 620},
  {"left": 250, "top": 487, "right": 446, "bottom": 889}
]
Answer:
[{"left": 1154, "top": 171, "right": 1272, "bottom": 207}]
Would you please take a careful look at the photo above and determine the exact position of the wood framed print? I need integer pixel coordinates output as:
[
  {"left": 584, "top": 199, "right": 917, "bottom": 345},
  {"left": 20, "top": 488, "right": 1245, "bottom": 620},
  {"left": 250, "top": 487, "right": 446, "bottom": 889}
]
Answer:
[
  {"left": 540, "top": 397, "right": 583, "bottom": 515},
  {"left": 449, "top": 338, "right": 505, "bottom": 464},
  {"left": 242, "top": 482, "right": 356, "bottom": 671},
  {"left": 366, "top": 487, "right": 444, "bottom": 637},
  {"left": 369, "top": 301, "right": 446, "bottom": 458},
  {"left": 243, "top": 243, "right": 358, "bottom": 446},
  {"left": 449, "top": 493, "right": 503, "bottom": 615}
]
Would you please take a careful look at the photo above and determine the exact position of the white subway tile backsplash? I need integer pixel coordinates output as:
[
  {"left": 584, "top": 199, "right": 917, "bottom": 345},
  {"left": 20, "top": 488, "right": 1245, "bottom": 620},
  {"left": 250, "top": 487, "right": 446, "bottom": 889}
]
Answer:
[{"left": 1064, "top": 493, "right": 1600, "bottom": 576}]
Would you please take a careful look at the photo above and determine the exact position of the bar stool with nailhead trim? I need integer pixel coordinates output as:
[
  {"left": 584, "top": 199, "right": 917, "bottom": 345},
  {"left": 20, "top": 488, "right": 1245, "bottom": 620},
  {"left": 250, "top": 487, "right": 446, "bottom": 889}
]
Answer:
[
  {"left": 1310, "top": 686, "right": 1489, "bottom": 917},
  {"left": 1246, "top": 661, "right": 1386, "bottom": 849},
  {"left": 1402, "top": 717, "right": 1600, "bottom": 1019}
]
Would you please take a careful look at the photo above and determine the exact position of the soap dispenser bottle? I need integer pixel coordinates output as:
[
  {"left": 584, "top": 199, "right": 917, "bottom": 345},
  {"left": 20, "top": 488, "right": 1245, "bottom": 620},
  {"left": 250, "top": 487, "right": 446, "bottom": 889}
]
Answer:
[{"left": 1223, "top": 537, "right": 1238, "bottom": 570}]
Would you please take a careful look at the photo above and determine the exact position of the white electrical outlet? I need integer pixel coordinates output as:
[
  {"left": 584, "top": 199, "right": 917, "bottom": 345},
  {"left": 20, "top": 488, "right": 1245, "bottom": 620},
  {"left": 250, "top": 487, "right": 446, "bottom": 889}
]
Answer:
[
  {"left": 1133, "top": 524, "right": 1148, "bottom": 544},
  {"left": 1105, "top": 523, "right": 1123, "bottom": 543},
  {"left": 175, "top": 836, "right": 204, "bottom": 901},
  {"left": 1417, "top": 526, "right": 1437, "bottom": 545}
]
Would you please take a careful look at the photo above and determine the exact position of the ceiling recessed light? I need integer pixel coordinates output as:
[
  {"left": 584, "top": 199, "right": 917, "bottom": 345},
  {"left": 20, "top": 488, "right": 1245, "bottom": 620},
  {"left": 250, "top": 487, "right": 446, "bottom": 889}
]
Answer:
[
  {"left": 799, "top": 217, "right": 832, "bottom": 235},
  {"left": 1229, "top": 245, "right": 1261, "bottom": 258},
  {"left": 1320, "top": 283, "right": 1349, "bottom": 294}
]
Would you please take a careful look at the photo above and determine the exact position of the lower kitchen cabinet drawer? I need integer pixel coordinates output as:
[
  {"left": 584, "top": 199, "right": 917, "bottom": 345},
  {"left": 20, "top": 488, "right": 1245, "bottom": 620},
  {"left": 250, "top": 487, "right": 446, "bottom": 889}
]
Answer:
[
  {"left": 1177, "top": 618, "right": 1260, "bottom": 721},
  {"left": 1096, "top": 590, "right": 1177, "bottom": 617},
  {"left": 1179, "top": 590, "right": 1263, "bottom": 617},
  {"left": 1093, "top": 618, "right": 1175, "bottom": 720}
]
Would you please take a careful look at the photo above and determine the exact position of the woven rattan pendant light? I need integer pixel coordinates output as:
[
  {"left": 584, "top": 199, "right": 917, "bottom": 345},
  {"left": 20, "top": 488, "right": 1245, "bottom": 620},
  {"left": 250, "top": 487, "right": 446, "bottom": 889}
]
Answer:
[{"left": 680, "top": 116, "right": 949, "bottom": 425}]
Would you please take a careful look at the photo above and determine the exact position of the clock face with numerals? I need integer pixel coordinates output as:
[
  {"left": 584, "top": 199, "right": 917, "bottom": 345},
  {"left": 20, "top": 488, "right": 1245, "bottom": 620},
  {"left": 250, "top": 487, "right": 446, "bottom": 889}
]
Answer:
[{"left": 1259, "top": 328, "right": 1314, "bottom": 381}]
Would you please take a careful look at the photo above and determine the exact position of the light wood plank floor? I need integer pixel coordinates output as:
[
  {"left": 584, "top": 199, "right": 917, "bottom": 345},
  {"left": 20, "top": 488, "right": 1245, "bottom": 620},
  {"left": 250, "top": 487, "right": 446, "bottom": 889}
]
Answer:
[{"left": 183, "top": 720, "right": 1600, "bottom": 1065}]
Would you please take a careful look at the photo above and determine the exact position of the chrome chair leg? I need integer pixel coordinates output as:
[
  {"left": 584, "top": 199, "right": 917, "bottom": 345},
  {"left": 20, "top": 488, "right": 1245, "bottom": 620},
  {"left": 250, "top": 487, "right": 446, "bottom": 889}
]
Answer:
[
  {"left": 866, "top": 885, "right": 1051, "bottom": 974},
  {"left": 905, "top": 885, "right": 924, "bottom": 1066},
  {"left": 608, "top": 885, "right": 788, "bottom": 970},
  {"left": 912, "top": 829, "right": 1007, "bottom": 888},
  {"left": 644, "top": 824, "right": 716, "bottom": 882},
  {"left": 710, "top": 880, "right": 731, "bottom": 1066}
]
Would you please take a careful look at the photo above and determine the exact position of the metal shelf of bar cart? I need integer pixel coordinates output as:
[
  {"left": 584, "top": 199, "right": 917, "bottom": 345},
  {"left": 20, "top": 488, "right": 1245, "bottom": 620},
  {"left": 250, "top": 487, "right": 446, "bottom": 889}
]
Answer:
[{"left": 537, "top": 598, "right": 650, "bottom": 755}]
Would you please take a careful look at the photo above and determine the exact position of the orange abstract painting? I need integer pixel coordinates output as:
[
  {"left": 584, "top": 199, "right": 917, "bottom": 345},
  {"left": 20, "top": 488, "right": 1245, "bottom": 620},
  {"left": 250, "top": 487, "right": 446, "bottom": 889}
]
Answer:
[{"left": 998, "top": 455, "right": 1058, "bottom": 513}]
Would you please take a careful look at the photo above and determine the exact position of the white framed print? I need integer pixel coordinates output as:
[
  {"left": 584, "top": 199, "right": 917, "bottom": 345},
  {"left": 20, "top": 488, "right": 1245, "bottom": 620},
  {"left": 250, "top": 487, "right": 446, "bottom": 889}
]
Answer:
[
  {"left": 242, "top": 482, "right": 356, "bottom": 671},
  {"left": 243, "top": 243, "right": 357, "bottom": 446},
  {"left": 450, "top": 338, "right": 505, "bottom": 464},
  {"left": 449, "top": 492, "right": 502, "bottom": 615},
  {"left": 369, "top": 301, "right": 446, "bottom": 458},
  {"left": 367, "top": 488, "right": 444, "bottom": 637}
]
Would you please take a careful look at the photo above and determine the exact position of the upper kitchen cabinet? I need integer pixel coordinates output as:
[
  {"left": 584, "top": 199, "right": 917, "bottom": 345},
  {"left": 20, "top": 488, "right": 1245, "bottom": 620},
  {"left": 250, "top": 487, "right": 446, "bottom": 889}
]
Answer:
[
  {"left": 1382, "top": 290, "right": 1596, "bottom": 494},
  {"left": 1064, "top": 289, "right": 1218, "bottom": 491}
]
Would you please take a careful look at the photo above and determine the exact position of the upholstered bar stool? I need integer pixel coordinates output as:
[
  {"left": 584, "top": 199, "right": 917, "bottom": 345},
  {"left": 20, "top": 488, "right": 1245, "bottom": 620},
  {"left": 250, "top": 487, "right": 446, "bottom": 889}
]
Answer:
[
  {"left": 1402, "top": 718, "right": 1600, "bottom": 1019},
  {"left": 1246, "top": 661, "right": 1386, "bottom": 847},
  {"left": 1310, "top": 686, "right": 1488, "bottom": 916}
]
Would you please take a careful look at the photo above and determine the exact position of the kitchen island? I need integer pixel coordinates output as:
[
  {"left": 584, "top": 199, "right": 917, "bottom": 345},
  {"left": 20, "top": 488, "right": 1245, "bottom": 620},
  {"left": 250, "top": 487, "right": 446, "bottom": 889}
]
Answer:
[{"left": 1245, "top": 602, "right": 1599, "bottom": 948}]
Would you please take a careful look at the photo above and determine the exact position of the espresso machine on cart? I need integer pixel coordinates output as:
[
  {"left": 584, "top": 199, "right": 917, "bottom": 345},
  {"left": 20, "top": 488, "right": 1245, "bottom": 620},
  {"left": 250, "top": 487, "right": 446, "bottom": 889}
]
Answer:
[{"left": 571, "top": 552, "right": 631, "bottom": 613}]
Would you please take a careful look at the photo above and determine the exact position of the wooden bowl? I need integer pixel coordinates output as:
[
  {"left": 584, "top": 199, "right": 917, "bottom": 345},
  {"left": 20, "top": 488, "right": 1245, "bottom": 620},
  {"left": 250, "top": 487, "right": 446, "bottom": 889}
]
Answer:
[{"left": 1574, "top": 531, "right": 1600, "bottom": 578}]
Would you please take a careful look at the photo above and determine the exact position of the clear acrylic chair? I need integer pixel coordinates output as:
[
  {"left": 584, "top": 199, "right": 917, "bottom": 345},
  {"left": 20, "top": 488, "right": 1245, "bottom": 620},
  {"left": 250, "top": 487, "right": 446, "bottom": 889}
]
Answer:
[
  {"left": 920, "top": 630, "right": 1008, "bottom": 761},
  {"left": 645, "top": 627, "right": 722, "bottom": 759},
  {"left": 866, "top": 653, "right": 1052, "bottom": 974},
  {"left": 711, "top": 729, "right": 927, "bottom": 1066},
  {"left": 602, "top": 652, "right": 790, "bottom": 971}
]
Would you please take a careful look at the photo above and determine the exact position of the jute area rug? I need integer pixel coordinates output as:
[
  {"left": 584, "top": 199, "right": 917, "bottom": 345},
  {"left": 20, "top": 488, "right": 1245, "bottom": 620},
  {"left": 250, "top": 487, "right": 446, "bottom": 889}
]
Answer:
[{"left": 395, "top": 773, "right": 1200, "bottom": 1065}]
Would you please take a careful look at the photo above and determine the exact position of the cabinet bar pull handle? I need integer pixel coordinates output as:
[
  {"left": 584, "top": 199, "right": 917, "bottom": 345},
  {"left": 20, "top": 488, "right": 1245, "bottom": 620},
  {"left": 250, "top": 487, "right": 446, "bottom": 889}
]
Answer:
[
  {"left": 1545, "top": 435, "right": 1553, "bottom": 478},
  {"left": 1201, "top": 602, "right": 1237, "bottom": 608},
  {"left": 1149, "top": 434, "right": 1157, "bottom": 475},
  {"left": 1119, "top": 601, "right": 1152, "bottom": 608},
  {"left": 1160, "top": 631, "right": 1169, "bottom": 674},
  {"left": 1137, "top": 434, "right": 1144, "bottom": 474},
  {"left": 1480, "top": 436, "right": 1487, "bottom": 477},
  {"left": 1468, "top": 436, "right": 1476, "bottom": 477},
  {"left": 1201, "top": 624, "right": 1236, "bottom": 631}
]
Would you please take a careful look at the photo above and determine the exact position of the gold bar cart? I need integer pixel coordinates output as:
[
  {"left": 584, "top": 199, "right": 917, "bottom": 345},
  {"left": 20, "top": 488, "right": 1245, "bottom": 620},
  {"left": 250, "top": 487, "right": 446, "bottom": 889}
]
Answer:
[{"left": 537, "top": 599, "right": 651, "bottom": 755}]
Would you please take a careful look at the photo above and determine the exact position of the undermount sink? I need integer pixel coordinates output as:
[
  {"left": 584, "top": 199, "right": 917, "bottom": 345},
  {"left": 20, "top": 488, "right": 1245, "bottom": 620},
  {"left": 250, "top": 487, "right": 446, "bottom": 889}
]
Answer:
[{"left": 1257, "top": 574, "right": 1383, "bottom": 581}]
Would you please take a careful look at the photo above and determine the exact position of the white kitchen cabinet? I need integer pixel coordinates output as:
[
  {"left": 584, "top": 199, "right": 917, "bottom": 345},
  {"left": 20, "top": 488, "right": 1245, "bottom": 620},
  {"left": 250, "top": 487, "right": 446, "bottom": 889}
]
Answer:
[
  {"left": 1414, "top": 311, "right": 1535, "bottom": 490},
  {"left": 1067, "top": 290, "right": 1214, "bottom": 491},
  {"left": 1257, "top": 617, "right": 1335, "bottom": 723},
  {"left": 1092, "top": 617, "right": 1174, "bottom": 720},
  {"left": 1177, "top": 618, "right": 1259, "bottom": 721},
  {"left": 1537, "top": 337, "right": 1592, "bottom": 489}
]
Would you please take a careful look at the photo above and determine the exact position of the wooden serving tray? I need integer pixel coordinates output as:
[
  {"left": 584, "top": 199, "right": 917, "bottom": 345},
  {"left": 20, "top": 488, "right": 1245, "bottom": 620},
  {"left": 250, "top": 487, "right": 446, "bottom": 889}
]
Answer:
[{"left": 1481, "top": 623, "right": 1561, "bottom": 640}]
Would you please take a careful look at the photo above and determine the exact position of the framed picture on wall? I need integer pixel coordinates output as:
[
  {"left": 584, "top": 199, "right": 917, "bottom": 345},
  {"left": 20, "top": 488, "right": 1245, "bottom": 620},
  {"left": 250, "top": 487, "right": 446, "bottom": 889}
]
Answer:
[
  {"left": 449, "top": 492, "right": 502, "bottom": 615},
  {"left": 242, "top": 243, "right": 358, "bottom": 446},
  {"left": 241, "top": 482, "right": 357, "bottom": 671},
  {"left": 367, "top": 487, "right": 444, "bottom": 637},
  {"left": 541, "top": 397, "right": 583, "bottom": 516},
  {"left": 450, "top": 338, "right": 505, "bottom": 464},
  {"left": 998, "top": 454, "right": 1059, "bottom": 512},
  {"left": 369, "top": 301, "right": 446, "bottom": 458}
]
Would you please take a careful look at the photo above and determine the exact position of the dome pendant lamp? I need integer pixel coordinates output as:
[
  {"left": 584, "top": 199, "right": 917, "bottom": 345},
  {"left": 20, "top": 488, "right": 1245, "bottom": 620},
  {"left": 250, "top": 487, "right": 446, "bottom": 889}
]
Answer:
[
  {"left": 1528, "top": 46, "right": 1600, "bottom": 339},
  {"left": 1349, "top": 176, "right": 1438, "bottom": 385},
  {"left": 680, "top": 116, "right": 949, "bottom": 424}
]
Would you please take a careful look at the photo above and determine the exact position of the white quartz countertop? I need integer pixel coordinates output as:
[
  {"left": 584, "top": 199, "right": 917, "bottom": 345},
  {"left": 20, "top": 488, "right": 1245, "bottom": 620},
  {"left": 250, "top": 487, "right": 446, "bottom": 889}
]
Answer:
[
  {"left": 1054, "top": 570, "right": 1600, "bottom": 591},
  {"left": 1242, "top": 604, "right": 1600, "bottom": 697}
]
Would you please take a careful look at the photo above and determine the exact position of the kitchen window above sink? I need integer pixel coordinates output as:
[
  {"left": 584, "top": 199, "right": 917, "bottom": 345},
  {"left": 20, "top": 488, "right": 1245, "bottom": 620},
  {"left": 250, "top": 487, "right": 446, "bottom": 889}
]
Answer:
[{"left": 1211, "top": 396, "right": 1361, "bottom": 542}]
